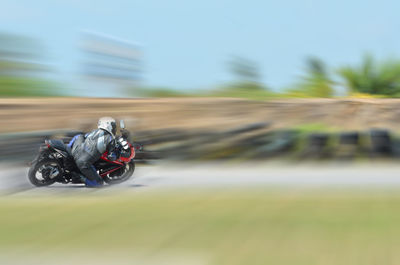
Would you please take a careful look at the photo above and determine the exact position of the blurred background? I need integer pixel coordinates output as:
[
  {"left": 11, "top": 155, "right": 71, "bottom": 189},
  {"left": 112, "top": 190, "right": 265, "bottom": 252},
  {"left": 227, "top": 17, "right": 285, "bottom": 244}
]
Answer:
[{"left": 3, "top": 1, "right": 400, "bottom": 265}]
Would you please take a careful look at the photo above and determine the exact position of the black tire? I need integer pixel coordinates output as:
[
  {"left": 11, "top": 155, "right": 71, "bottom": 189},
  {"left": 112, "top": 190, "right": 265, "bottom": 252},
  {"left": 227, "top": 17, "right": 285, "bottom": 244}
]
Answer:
[
  {"left": 28, "top": 159, "right": 60, "bottom": 187},
  {"left": 104, "top": 161, "right": 135, "bottom": 185}
]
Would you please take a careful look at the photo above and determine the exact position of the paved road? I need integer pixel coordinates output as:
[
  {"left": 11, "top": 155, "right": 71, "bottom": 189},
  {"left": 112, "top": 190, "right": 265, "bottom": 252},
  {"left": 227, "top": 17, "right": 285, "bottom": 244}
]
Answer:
[{"left": 2, "top": 161, "right": 400, "bottom": 195}]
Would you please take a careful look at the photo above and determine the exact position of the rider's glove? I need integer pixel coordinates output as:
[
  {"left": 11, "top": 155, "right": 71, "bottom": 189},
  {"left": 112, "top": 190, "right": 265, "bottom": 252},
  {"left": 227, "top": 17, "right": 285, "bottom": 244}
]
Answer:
[{"left": 118, "top": 138, "right": 129, "bottom": 150}]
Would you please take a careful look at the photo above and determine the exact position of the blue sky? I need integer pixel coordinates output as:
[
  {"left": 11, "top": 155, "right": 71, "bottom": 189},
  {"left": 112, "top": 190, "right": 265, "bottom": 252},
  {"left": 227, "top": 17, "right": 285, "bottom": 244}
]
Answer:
[{"left": 1, "top": 0, "right": 400, "bottom": 91}]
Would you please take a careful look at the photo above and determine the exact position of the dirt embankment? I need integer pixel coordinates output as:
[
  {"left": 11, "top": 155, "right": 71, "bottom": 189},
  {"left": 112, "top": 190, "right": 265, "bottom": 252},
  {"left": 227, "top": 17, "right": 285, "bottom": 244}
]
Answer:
[{"left": 1, "top": 97, "right": 400, "bottom": 133}]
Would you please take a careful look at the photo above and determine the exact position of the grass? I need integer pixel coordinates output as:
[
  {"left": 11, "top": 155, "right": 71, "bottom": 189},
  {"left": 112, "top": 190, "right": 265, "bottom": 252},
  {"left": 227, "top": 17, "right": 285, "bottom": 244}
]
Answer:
[
  {"left": 1, "top": 189, "right": 400, "bottom": 264},
  {"left": 292, "top": 123, "right": 338, "bottom": 134}
]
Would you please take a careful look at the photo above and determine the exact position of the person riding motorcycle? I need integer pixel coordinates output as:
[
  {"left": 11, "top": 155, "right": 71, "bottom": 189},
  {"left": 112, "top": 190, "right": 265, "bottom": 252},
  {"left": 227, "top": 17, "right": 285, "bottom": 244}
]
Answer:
[{"left": 69, "top": 117, "right": 121, "bottom": 187}]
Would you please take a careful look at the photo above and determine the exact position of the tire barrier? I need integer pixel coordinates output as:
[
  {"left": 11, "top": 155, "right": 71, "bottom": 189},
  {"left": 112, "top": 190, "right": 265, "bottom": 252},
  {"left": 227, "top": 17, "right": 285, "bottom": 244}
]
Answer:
[
  {"left": 335, "top": 132, "right": 361, "bottom": 159},
  {"left": 369, "top": 129, "right": 392, "bottom": 156},
  {"left": 302, "top": 133, "right": 331, "bottom": 159},
  {"left": 0, "top": 130, "right": 70, "bottom": 163},
  {"left": 3, "top": 125, "right": 400, "bottom": 163}
]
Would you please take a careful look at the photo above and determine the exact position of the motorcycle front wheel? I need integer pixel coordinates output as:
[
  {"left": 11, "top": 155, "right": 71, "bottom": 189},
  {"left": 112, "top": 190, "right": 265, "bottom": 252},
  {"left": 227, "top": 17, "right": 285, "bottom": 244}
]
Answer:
[
  {"left": 103, "top": 161, "right": 135, "bottom": 185},
  {"left": 28, "top": 159, "right": 60, "bottom": 187}
]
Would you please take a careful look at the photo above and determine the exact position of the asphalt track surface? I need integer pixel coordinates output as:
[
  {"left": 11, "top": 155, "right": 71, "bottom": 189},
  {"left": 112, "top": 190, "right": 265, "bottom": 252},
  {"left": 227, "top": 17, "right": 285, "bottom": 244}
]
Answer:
[{"left": 2, "top": 161, "right": 400, "bottom": 195}]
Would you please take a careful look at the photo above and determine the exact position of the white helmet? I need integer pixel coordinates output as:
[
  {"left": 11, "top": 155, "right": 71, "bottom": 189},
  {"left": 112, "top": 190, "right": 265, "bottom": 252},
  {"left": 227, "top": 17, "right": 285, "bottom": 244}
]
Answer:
[{"left": 97, "top": 117, "right": 117, "bottom": 137}]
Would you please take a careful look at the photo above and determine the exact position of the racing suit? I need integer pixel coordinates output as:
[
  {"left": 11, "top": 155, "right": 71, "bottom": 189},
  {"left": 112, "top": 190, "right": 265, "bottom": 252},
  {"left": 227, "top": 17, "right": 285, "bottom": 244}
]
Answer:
[{"left": 69, "top": 128, "right": 119, "bottom": 186}]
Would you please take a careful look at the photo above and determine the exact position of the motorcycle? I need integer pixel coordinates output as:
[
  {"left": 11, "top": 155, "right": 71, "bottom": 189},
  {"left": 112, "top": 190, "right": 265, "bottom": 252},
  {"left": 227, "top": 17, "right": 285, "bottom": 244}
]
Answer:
[{"left": 28, "top": 120, "right": 136, "bottom": 187}]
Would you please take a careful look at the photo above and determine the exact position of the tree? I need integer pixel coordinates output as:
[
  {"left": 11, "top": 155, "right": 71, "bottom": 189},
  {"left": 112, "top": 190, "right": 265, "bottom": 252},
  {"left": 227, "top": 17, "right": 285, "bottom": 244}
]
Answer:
[
  {"left": 288, "top": 56, "right": 334, "bottom": 97},
  {"left": 338, "top": 55, "right": 400, "bottom": 96},
  {"left": 0, "top": 32, "right": 56, "bottom": 96},
  {"left": 227, "top": 56, "right": 264, "bottom": 90}
]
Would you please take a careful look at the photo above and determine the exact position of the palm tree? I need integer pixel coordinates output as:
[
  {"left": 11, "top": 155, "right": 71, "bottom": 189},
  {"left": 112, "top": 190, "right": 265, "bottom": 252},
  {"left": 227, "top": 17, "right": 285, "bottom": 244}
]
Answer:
[
  {"left": 338, "top": 55, "right": 400, "bottom": 96},
  {"left": 288, "top": 56, "right": 334, "bottom": 97},
  {"left": 226, "top": 56, "right": 265, "bottom": 91}
]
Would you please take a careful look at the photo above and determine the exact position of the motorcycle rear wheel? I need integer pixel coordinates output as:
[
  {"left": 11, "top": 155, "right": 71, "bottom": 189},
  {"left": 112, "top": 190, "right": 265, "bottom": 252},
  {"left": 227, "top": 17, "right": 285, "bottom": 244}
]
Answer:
[{"left": 28, "top": 159, "right": 60, "bottom": 187}]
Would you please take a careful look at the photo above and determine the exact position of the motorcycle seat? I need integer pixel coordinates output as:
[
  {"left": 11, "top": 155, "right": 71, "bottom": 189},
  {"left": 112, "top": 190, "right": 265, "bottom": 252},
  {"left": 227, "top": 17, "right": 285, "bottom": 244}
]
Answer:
[
  {"left": 46, "top": 139, "right": 72, "bottom": 156},
  {"left": 48, "top": 139, "right": 67, "bottom": 151}
]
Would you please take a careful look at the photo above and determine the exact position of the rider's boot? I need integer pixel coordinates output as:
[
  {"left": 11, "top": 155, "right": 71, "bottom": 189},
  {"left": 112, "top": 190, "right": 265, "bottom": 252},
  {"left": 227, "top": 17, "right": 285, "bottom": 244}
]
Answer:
[{"left": 79, "top": 174, "right": 104, "bottom": 188}]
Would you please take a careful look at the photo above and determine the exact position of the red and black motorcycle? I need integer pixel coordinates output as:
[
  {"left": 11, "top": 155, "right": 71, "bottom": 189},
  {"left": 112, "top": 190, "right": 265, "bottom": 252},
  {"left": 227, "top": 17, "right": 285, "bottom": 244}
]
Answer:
[{"left": 28, "top": 120, "right": 136, "bottom": 187}]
